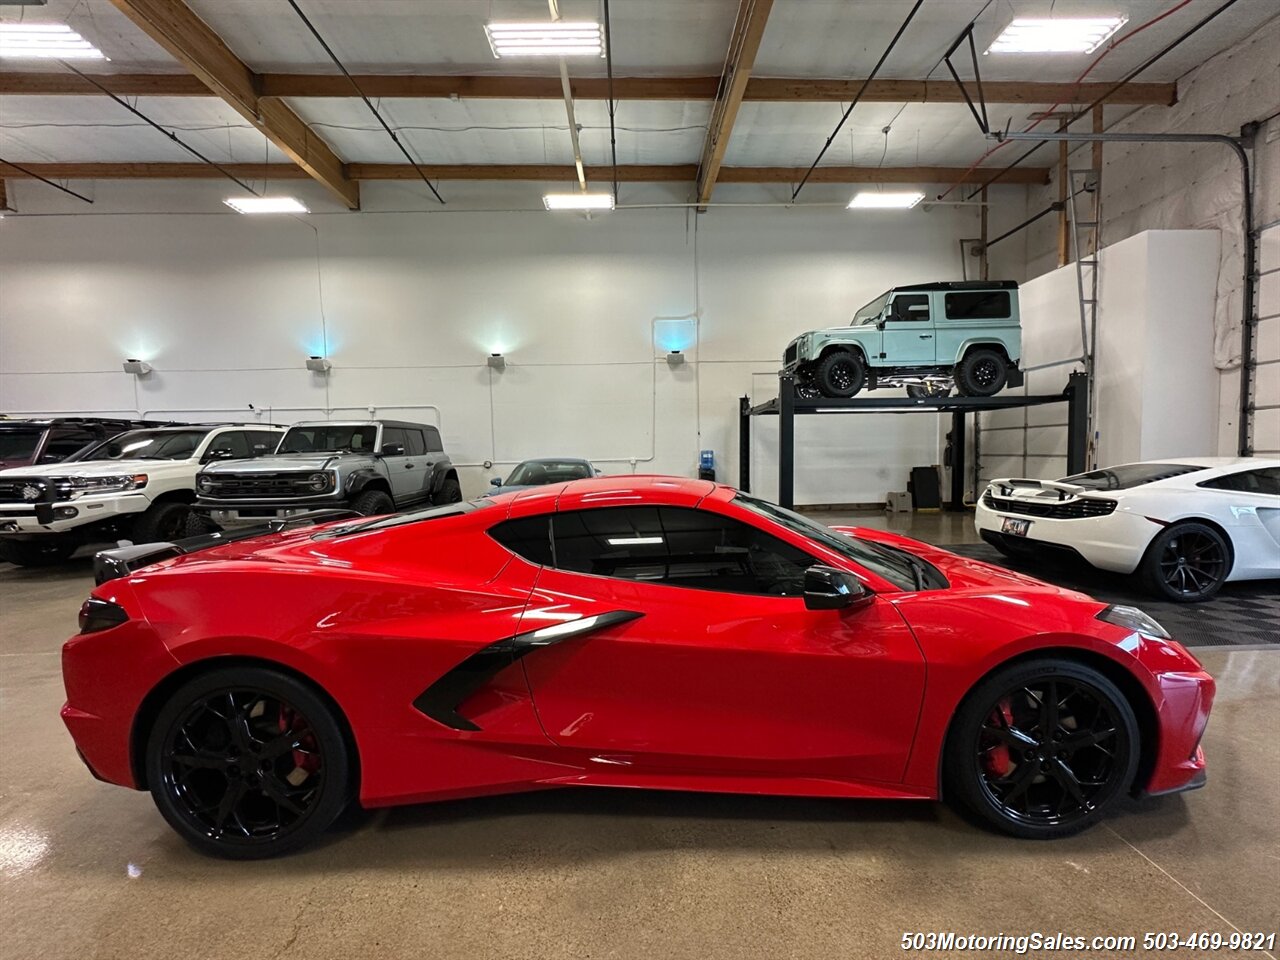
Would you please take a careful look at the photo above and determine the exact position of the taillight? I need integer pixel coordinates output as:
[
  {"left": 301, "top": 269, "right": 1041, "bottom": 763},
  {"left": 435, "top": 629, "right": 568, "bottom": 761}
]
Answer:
[{"left": 78, "top": 598, "right": 129, "bottom": 634}]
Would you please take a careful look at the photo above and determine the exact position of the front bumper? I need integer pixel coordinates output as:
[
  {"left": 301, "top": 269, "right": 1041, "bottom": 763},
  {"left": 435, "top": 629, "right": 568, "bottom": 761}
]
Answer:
[
  {"left": 0, "top": 493, "right": 150, "bottom": 536},
  {"left": 1143, "top": 666, "right": 1215, "bottom": 797},
  {"left": 195, "top": 497, "right": 349, "bottom": 528},
  {"left": 974, "top": 498, "right": 1156, "bottom": 575}
]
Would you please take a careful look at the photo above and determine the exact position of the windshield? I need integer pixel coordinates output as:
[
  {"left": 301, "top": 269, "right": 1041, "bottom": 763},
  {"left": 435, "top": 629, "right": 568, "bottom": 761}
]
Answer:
[
  {"left": 1062, "top": 463, "right": 1206, "bottom": 491},
  {"left": 80, "top": 429, "right": 209, "bottom": 461},
  {"left": 506, "top": 460, "right": 592, "bottom": 485},
  {"left": 852, "top": 291, "right": 890, "bottom": 325},
  {"left": 735, "top": 493, "right": 943, "bottom": 591},
  {"left": 315, "top": 499, "right": 491, "bottom": 538},
  {"left": 0, "top": 428, "right": 43, "bottom": 461},
  {"left": 279, "top": 424, "right": 378, "bottom": 455}
]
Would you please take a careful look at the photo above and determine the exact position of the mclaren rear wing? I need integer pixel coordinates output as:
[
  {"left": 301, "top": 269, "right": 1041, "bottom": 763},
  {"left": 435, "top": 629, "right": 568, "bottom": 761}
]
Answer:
[
  {"left": 92, "top": 509, "right": 360, "bottom": 585},
  {"left": 987, "top": 478, "right": 1087, "bottom": 501}
]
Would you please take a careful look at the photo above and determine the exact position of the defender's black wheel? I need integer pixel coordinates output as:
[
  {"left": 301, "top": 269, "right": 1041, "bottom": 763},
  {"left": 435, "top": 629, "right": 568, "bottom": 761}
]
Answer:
[
  {"left": 815, "top": 351, "right": 866, "bottom": 398},
  {"left": 955, "top": 349, "right": 1009, "bottom": 397},
  {"left": 146, "top": 667, "right": 351, "bottom": 859},
  {"left": 350, "top": 489, "right": 395, "bottom": 516},
  {"left": 1140, "top": 521, "right": 1231, "bottom": 603},
  {"left": 944, "top": 659, "right": 1138, "bottom": 839},
  {"left": 434, "top": 478, "right": 463, "bottom": 505},
  {"left": 0, "top": 538, "right": 77, "bottom": 567},
  {"left": 133, "top": 501, "right": 192, "bottom": 543},
  {"left": 795, "top": 381, "right": 822, "bottom": 399}
]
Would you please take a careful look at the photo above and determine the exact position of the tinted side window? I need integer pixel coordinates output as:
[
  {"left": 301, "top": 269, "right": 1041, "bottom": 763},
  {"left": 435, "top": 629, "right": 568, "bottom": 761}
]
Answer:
[
  {"left": 39, "top": 428, "right": 96, "bottom": 462},
  {"left": 404, "top": 430, "right": 427, "bottom": 456},
  {"left": 1200, "top": 468, "right": 1280, "bottom": 495},
  {"left": 381, "top": 428, "right": 409, "bottom": 454},
  {"left": 552, "top": 506, "right": 814, "bottom": 596},
  {"left": 206, "top": 431, "right": 250, "bottom": 459},
  {"left": 944, "top": 291, "right": 1010, "bottom": 320},
  {"left": 423, "top": 426, "right": 444, "bottom": 453},
  {"left": 489, "top": 515, "right": 554, "bottom": 566},
  {"left": 890, "top": 294, "right": 930, "bottom": 321},
  {"left": 248, "top": 431, "right": 281, "bottom": 456}
]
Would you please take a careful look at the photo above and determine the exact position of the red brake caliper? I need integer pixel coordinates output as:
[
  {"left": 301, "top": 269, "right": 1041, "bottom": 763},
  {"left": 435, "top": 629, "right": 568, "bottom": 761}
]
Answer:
[
  {"left": 280, "top": 707, "right": 320, "bottom": 774},
  {"left": 983, "top": 698, "right": 1014, "bottom": 777}
]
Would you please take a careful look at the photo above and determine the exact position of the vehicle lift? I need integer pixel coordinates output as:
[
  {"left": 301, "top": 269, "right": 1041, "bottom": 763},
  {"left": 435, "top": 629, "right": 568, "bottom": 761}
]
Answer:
[{"left": 739, "top": 371, "right": 1089, "bottom": 511}]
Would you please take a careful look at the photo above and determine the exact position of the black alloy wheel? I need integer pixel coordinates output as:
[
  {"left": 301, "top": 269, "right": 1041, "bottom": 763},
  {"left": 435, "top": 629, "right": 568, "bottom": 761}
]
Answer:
[
  {"left": 1141, "top": 522, "right": 1230, "bottom": 602},
  {"left": 815, "top": 351, "right": 866, "bottom": 398},
  {"left": 945, "top": 659, "right": 1138, "bottom": 839},
  {"left": 955, "top": 348, "right": 1009, "bottom": 397},
  {"left": 147, "top": 668, "right": 351, "bottom": 858}
]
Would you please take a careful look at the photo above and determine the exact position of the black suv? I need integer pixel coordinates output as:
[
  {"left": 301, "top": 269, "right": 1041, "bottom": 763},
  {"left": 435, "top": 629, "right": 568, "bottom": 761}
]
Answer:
[{"left": 0, "top": 417, "right": 171, "bottom": 471}]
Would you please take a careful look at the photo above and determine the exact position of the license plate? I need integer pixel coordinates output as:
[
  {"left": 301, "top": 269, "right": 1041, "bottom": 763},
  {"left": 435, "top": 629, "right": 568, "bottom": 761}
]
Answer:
[{"left": 1002, "top": 517, "right": 1031, "bottom": 537}]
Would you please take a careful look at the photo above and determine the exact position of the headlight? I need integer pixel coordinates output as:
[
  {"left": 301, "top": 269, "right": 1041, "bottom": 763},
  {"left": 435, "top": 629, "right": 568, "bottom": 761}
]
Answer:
[
  {"left": 307, "top": 472, "right": 334, "bottom": 492},
  {"left": 197, "top": 475, "right": 214, "bottom": 491},
  {"left": 60, "top": 474, "right": 148, "bottom": 498},
  {"left": 1096, "top": 604, "right": 1169, "bottom": 639}
]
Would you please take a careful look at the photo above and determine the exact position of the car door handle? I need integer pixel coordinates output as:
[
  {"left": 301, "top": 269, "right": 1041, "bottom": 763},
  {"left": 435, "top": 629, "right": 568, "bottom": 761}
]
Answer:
[
  {"left": 405, "top": 462, "right": 415, "bottom": 469},
  {"left": 919, "top": 334, "right": 933, "bottom": 339}
]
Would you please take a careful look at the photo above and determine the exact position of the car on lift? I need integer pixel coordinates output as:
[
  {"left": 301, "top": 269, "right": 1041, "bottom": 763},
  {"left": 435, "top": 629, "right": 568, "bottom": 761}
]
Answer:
[
  {"left": 975, "top": 457, "right": 1280, "bottom": 602},
  {"left": 484, "top": 457, "right": 601, "bottom": 497},
  {"left": 782, "top": 281, "right": 1024, "bottom": 399},
  {"left": 0, "top": 416, "right": 169, "bottom": 471},
  {"left": 65, "top": 476, "right": 1212, "bottom": 857},
  {"left": 0, "top": 423, "right": 285, "bottom": 566},
  {"left": 191, "top": 420, "right": 460, "bottom": 532}
]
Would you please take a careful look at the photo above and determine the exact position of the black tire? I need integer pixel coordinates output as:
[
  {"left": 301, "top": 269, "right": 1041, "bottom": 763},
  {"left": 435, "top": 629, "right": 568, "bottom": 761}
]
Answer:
[
  {"left": 815, "top": 351, "right": 866, "bottom": 398},
  {"left": 183, "top": 511, "right": 221, "bottom": 537},
  {"left": 434, "top": 477, "right": 463, "bottom": 505},
  {"left": 145, "top": 666, "right": 353, "bottom": 859},
  {"left": 133, "top": 500, "right": 192, "bottom": 544},
  {"left": 955, "top": 348, "right": 1009, "bottom": 397},
  {"left": 0, "top": 538, "right": 77, "bottom": 567},
  {"left": 943, "top": 658, "right": 1139, "bottom": 839},
  {"left": 1140, "top": 521, "right": 1231, "bottom": 603},
  {"left": 906, "top": 383, "right": 953, "bottom": 400},
  {"left": 349, "top": 489, "right": 395, "bottom": 517}
]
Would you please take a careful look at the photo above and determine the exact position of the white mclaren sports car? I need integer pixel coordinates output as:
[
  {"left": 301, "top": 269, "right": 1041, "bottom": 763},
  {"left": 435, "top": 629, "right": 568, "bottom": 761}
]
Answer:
[{"left": 975, "top": 457, "right": 1280, "bottom": 602}]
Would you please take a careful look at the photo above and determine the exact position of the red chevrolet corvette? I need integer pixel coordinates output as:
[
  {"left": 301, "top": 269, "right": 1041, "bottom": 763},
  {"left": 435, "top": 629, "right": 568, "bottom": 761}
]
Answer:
[{"left": 62, "top": 477, "right": 1213, "bottom": 858}]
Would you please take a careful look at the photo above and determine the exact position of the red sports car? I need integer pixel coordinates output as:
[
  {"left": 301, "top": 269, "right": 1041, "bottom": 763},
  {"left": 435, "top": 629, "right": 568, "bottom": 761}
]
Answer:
[{"left": 62, "top": 477, "right": 1214, "bottom": 858}]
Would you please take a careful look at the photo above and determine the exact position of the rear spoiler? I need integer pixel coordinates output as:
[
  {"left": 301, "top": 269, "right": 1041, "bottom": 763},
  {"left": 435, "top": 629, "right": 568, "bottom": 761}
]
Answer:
[
  {"left": 92, "top": 508, "right": 360, "bottom": 585},
  {"left": 988, "top": 478, "right": 1086, "bottom": 501}
]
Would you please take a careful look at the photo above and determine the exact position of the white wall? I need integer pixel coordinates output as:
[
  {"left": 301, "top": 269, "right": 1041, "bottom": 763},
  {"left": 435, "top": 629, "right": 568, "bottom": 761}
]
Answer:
[
  {"left": 1024, "top": 14, "right": 1280, "bottom": 457},
  {"left": 0, "top": 178, "right": 1026, "bottom": 503}
]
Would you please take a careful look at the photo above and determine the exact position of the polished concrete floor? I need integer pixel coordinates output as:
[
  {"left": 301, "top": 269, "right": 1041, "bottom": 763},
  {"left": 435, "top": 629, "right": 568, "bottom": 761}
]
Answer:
[{"left": 2, "top": 514, "right": 1277, "bottom": 959}]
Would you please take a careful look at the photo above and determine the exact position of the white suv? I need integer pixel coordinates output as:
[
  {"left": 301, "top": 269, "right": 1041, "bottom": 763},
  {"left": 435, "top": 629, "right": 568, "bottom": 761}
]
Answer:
[{"left": 0, "top": 423, "right": 284, "bottom": 567}]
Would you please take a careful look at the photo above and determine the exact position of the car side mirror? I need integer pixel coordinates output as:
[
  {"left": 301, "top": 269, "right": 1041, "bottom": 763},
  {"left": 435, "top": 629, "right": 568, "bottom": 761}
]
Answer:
[
  {"left": 490, "top": 476, "right": 504, "bottom": 486},
  {"left": 803, "top": 564, "right": 872, "bottom": 611},
  {"left": 380, "top": 443, "right": 405, "bottom": 456}
]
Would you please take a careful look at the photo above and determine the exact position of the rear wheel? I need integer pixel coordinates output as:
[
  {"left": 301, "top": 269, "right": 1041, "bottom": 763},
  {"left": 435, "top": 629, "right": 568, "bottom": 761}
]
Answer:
[
  {"left": 133, "top": 500, "right": 192, "bottom": 543},
  {"left": 0, "top": 538, "right": 77, "bottom": 567},
  {"left": 955, "top": 348, "right": 1009, "bottom": 397},
  {"left": 1140, "top": 521, "right": 1231, "bottom": 602},
  {"left": 434, "top": 477, "right": 463, "bottom": 505},
  {"left": 145, "top": 666, "right": 352, "bottom": 859},
  {"left": 944, "top": 658, "right": 1138, "bottom": 839},
  {"left": 350, "top": 489, "right": 395, "bottom": 516},
  {"left": 815, "top": 351, "right": 866, "bottom": 398}
]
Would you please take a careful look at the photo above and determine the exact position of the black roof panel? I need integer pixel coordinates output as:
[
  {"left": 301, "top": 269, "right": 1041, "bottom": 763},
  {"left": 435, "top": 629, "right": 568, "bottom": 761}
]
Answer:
[{"left": 893, "top": 280, "right": 1018, "bottom": 292}]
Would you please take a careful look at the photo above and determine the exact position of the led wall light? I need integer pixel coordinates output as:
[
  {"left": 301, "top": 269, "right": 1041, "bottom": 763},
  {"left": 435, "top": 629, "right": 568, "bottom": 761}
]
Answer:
[
  {"left": 487, "top": 353, "right": 506, "bottom": 371},
  {"left": 122, "top": 359, "right": 152, "bottom": 377},
  {"left": 305, "top": 356, "right": 332, "bottom": 373},
  {"left": 666, "top": 350, "right": 686, "bottom": 366}
]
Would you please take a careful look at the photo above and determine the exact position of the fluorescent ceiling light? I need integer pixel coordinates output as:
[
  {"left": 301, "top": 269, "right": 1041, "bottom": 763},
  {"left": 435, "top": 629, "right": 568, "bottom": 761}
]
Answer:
[
  {"left": 485, "top": 21, "right": 604, "bottom": 58},
  {"left": 986, "top": 17, "right": 1128, "bottom": 55},
  {"left": 0, "top": 22, "right": 106, "bottom": 59},
  {"left": 847, "top": 191, "right": 925, "bottom": 210},
  {"left": 542, "top": 193, "right": 615, "bottom": 211},
  {"left": 223, "top": 196, "right": 309, "bottom": 214}
]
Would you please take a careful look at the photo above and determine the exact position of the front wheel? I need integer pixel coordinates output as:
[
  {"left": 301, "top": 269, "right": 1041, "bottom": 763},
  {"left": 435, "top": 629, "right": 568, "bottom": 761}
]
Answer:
[
  {"left": 955, "top": 349, "right": 1009, "bottom": 397},
  {"left": 1140, "top": 521, "right": 1231, "bottom": 602},
  {"left": 133, "top": 500, "right": 192, "bottom": 543},
  {"left": 350, "top": 489, "right": 395, "bottom": 516},
  {"left": 814, "top": 351, "right": 866, "bottom": 398},
  {"left": 145, "top": 666, "right": 352, "bottom": 858},
  {"left": 943, "top": 658, "right": 1139, "bottom": 839}
]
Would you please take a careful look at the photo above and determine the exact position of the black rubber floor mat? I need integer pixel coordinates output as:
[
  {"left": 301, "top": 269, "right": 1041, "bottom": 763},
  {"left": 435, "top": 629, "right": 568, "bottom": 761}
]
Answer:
[{"left": 941, "top": 543, "right": 1279, "bottom": 648}]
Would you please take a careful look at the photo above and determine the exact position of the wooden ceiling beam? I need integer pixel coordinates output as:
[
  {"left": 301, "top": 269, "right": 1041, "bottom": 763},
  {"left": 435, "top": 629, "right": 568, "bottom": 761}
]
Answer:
[
  {"left": 105, "top": 0, "right": 359, "bottom": 209},
  {"left": 0, "top": 161, "right": 1049, "bottom": 186},
  {"left": 0, "top": 71, "right": 1177, "bottom": 106},
  {"left": 697, "top": 0, "right": 775, "bottom": 206}
]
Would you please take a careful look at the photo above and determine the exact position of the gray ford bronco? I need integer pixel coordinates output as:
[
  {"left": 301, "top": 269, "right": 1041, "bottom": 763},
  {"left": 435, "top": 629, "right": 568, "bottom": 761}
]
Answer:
[
  {"left": 782, "top": 281, "right": 1024, "bottom": 398},
  {"left": 191, "top": 420, "right": 460, "bottom": 531}
]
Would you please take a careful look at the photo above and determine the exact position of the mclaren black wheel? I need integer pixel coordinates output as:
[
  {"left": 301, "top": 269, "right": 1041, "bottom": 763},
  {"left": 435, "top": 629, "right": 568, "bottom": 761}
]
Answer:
[
  {"left": 944, "top": 658, "right": 1138, "bottom": 839},
  {"left": 814, "top": 351, "right": 866, "bottom": 398},
  {"left": 1140, "top": 521, "right": 1231, "bottom": 603},
  {"left": 955, "top": 349, "right": 1009, "bottom": 397},
  {"left": 145, "top": 667, "right": 352, "bottom": 859}
]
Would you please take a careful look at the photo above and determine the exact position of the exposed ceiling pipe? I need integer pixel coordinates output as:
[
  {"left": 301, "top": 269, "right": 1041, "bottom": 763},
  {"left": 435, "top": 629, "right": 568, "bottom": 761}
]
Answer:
[
  {"left": 548, "top": 0, "right": 587, "bottom": 192},
  {"left": 995, "top": 129, "right": 1256, "bottom": 457}
]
